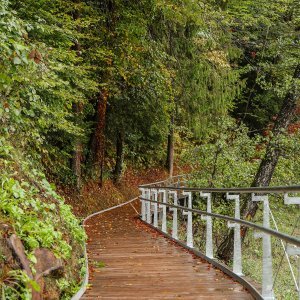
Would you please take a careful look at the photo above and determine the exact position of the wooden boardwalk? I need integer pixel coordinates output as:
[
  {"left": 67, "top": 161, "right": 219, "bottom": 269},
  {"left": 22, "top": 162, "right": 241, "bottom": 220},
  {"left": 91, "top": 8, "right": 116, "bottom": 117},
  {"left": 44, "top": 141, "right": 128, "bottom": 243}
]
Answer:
[{"left": 82, "top": 201, "right": 253, "bottom": 299}]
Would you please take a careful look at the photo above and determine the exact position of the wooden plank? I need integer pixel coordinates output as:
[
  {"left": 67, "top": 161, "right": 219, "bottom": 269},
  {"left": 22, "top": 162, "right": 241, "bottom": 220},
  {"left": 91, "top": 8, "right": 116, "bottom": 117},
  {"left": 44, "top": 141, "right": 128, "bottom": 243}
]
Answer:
[{"left": 82, "top": 201, "right": 253, "bottom": 299}]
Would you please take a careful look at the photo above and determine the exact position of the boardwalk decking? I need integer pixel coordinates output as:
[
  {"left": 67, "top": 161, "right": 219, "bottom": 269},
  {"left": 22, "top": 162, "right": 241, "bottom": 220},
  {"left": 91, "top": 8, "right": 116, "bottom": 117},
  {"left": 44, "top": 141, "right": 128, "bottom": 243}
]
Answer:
[{"left": 82, "top": 201, "right": 253, "bottom": 299}]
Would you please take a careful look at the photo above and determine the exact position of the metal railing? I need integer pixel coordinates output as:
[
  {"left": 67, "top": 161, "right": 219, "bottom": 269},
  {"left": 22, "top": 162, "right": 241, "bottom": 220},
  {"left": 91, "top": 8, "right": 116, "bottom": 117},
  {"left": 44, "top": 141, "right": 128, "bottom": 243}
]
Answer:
[{"left": 139, "top": 175, "right": 300, "bottom": 300}]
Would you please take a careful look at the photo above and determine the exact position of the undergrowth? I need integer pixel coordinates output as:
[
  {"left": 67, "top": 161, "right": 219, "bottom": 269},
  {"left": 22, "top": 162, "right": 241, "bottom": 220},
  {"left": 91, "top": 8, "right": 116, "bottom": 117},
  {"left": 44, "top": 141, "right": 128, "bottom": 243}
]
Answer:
[{"left": 0, "top": 137, "right": 86, "bottom": 299}]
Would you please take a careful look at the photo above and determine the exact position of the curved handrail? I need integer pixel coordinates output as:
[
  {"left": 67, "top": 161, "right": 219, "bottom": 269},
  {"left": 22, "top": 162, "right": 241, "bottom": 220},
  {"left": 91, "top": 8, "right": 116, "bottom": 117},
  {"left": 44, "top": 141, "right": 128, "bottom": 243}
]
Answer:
[
  {"left": 71, "top": 197, "right": 138, "bottom": 300},
  {"left": 139, "top": 174, "right": 189, "bottom": 188}
]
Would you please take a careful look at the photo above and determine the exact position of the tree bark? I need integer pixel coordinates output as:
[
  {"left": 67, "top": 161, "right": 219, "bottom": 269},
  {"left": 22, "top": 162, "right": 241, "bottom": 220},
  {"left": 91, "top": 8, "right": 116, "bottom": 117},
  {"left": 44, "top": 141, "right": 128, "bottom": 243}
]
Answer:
[
  {"left": 217, "top": 65, "right": 300, "bottom": 261},
  {"left": 113, "top": 131, "right": 124, "bottom": 183},
  {"left": 90, "top": 90, "right": 108, "bottom": 185},
  {"left": 166, "top": 115, "right": 174, "bottom": 177}
]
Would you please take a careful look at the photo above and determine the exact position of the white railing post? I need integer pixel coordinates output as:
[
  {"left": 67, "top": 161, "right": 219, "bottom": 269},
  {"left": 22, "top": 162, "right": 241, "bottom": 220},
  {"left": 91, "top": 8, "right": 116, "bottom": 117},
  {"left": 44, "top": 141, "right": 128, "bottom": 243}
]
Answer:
[
  {"left": 286, "top": 245, "right": 300, "bottom": 300},
  {"left": 158, "top": 189, "right": 167, "bottom": 233},
  {"left": 284, "top": 193, "right": 300, "bottom": 295},
  {"left": 182, "top": 191, "right": 193, "bottom": 248},
  {"left": 151, "top": 189, "right": 158, "bottom": 228},
  {"left": 284, "top": 193, "right": 300, "bottom": 205},
  {"left": 169, "top": 191, "right": 178, "bottom": 239},
  {"left": 139, "top": 188, "right": 146, "bottom": 221},
  {"left": 146, "top": 189, "right": 151, "bottom": 224},
  {"left": 200, "top": 192, "right": 213, "bottom": 259},
  {"left": 226, "top": 193, "right": 243, "bottom": 276},
  {"left": 252, "top": 194, "right": 275, "bottom": 300}
]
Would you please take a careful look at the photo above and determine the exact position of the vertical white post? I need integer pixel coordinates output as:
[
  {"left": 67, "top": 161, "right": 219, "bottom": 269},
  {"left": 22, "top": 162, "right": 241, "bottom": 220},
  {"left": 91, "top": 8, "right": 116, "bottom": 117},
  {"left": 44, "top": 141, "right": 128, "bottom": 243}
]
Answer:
[
  {"left": 286, "top": 245, "right": 300, "bottom": 300},
  {"left": 284, "top": 193, "right": 300, "bottom": 295},
  {"left": 298, "top": 257, "right": 300, "bottom": 300},
  {"left": 252, "top": 194, "right": 274, "bottom": 300},
  {"left": 151, "top": 190, "right": 158, "bottom": 228},
  {"left": 158, "top": 189, "right": 167, "bottom": 233},
  {"left": 146, "top": 189, "right": 151, "bottom": 224},
  {"left": 169, "top": 191, "right": 178, "bottom": 239},
  {"left": 200, "top": 192, "right": 213, "bottom": 258},
  {"left": 182, "top": 191, "right": 193, "bottom": 248},
  {"left": 226, "top": 193, "right": 243, "bottom": 276},
  {"left": 139, "top": 188, "right": 146, "bottom": 221}
]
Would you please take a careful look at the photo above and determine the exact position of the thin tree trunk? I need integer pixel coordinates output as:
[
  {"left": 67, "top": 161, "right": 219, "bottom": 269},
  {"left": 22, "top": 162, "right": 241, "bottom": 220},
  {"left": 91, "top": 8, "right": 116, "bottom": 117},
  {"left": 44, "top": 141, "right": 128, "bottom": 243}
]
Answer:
[
  {"left": 217, "top": 65, "right": 300, "bottom": 261},
  {"left": 90, "top": 90, "right": 108, "bottom": 185},
  {"left": 166, "top": 115, "right": 174, "bottom": 177},
  {"left": 88, "top": 1, "right": 115, "bottom": 186},
  {"left": 113, "top": 131, "right": 124, "bottom": 183},
  {"left": 71, "top": 1, "right": 83, "bottom": 190},
  {"left": 72, "top": 103, "right": 84, "bottom": 189},
  {"left": 72, "top": 140, "right": 83, "bottom": 189}
]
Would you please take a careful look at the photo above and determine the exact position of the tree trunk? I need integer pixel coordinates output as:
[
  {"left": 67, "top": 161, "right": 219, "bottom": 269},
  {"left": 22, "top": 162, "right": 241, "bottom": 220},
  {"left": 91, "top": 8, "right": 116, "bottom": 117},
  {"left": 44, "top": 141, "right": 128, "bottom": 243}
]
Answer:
[
  {"left": 166, "top": 115, "right": 174, "bottom": 177},
  {"left": 90, "top": 90, "right": 108, "bottom": 185},
  {"left": 72, "top": 103, "right": 84, "bottom": 189},
  {"left": 113, "top": 131, "right": 124, "bottom": 183},
  {"left": 217, "top": 65, "right": 300, "bottom": 262},
  {"left": 71, "top": 1, "right": 83, "bottom": 190}
]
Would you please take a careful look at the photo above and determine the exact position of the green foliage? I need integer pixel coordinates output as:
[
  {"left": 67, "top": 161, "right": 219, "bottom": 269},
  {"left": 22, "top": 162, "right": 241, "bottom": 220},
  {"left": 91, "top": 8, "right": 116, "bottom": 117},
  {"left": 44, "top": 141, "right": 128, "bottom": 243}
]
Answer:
[
  {"left": 56, "top": 277, "right": 80, "bottom": 300},
  {"left": 0, "top": 269, "right": 39, "bottom": 299},
  {"left": 0, "top": 138, "right": 86, "bottom": 297},
  {"left": 0, "top": 0, "right": 98, "bottom": 180},
  {"left": 227, "top": 0, "right": 300, "bottom": 131},
  {"left": 182, "top": 118, "right": 262, "bottom": 187}
]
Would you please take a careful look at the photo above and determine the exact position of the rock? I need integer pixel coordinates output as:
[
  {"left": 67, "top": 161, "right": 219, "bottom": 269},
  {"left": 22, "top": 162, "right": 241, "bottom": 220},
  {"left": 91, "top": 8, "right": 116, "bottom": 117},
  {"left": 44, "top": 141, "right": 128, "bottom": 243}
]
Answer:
[
  {"left": 7, "top": 234, "right": 33, "bottom": 278},
  {"left": 7, "top": 237, "right": 64, "bottom": 300},
  {"left": 34, "top": 248, "right": 64, "bottom": 280},
  {"left": 32, "top": 249, "right": 64, "bottom": 300}
]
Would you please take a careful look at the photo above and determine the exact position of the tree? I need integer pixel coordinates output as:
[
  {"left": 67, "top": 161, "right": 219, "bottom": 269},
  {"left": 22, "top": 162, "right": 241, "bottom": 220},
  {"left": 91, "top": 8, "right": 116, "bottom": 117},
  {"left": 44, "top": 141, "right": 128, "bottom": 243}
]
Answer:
[
  {"left": 217, "top": 0, "right": 300, "bottom": 261},
  {"left": 218, "top": 65, "right": 299, "bottom": 260},
  {"left": 149, "top": 1, "right": 240, "bottom": 175},
  {"left": 8, "top": 0, "right": 98, "bottom": 183}
]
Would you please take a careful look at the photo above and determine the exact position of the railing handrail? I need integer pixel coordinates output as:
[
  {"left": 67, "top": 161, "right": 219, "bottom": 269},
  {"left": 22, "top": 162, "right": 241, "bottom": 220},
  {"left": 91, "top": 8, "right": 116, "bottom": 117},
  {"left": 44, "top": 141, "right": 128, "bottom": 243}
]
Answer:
[
  {"left": 140, "top": 196, "right": 300, "bottom": 247},
  {"left": 139, "top": 174, "right": 189, "bottom": 188},
  {"left": 140, "top": 183, "right": 300, "bottom": 193},
  {"left": 139, "top": 174, "right": 300, "bottom": 300}
]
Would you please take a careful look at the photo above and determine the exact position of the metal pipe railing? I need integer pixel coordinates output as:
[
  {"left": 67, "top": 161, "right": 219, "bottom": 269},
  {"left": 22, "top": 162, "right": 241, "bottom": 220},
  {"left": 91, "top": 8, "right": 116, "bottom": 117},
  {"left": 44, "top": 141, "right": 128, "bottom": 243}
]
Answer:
[
  {"left": 140, "top": 184, "right": 300, "bottom": 193},
  {"left": 139, "top": 175, "right": 300, "bottom": 300},
  {"left": 139, "top": 197, "right": 300, "bottom": 247}
]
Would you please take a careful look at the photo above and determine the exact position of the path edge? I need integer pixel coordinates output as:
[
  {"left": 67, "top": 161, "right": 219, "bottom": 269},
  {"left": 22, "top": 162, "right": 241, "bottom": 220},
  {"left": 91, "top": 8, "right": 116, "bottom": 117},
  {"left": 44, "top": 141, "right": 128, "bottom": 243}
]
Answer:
[
  {"left": 71, "top": 197, "right": 139, "bottom": 300},
  {"left": 140, "top": 220, "right": 263, "bottom": 300}
]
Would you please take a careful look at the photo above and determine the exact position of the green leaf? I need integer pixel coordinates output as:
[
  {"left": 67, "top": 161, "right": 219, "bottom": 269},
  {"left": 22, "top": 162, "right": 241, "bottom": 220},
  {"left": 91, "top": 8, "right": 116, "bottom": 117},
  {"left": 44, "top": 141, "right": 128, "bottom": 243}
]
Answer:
[
  {"left": 13, "top": 56, "right": 22, "bottom": 65},
  {"left": 29, "top": 280, "right": 41, "bottom": 292}
]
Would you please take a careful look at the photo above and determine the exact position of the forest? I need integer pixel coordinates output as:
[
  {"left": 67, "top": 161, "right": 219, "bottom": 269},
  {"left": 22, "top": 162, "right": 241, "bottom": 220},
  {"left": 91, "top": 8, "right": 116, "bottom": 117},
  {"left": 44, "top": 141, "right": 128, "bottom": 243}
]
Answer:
[{"left": 0, "top": 0, "right": 299, "bottom": 299}]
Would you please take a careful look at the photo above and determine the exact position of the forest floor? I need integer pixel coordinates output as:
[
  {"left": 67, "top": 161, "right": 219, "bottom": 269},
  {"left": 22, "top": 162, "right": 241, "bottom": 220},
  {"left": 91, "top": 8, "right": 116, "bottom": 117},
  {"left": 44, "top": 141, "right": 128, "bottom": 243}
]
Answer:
[{"left": 61, "top": 166, "right": 188, "bottom": 218}]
